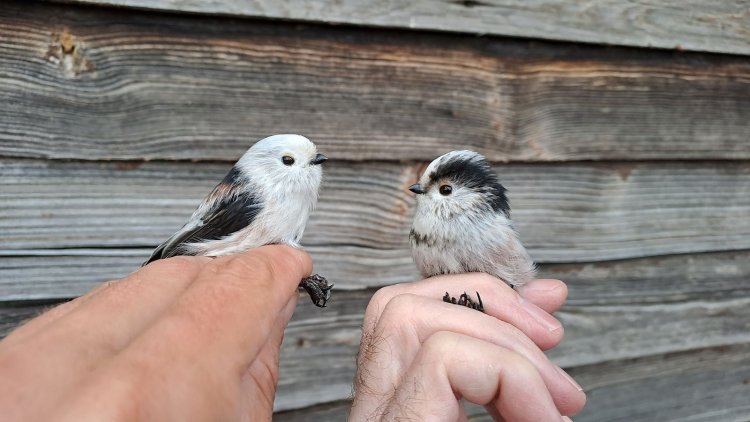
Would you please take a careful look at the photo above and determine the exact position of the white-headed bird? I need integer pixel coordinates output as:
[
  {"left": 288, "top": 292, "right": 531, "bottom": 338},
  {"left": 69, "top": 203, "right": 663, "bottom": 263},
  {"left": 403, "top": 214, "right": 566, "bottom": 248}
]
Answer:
[{"left": 145, "top": 134, "right": 332, "bottom": 307}]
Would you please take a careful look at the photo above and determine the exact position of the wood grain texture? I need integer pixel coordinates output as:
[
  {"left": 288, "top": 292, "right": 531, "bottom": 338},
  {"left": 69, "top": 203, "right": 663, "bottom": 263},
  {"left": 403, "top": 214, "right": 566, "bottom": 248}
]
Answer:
[
  {"left": 3, "top": 159, "right": 750, "bottom": 289},
  {"left": 273, "top": 344, "right": 750, "bottom": 421},
  {"left": 56, "top": 0, "right": 750, "bottom": 56},
  {"left": 568, "top": 344, "right": 750, "bottom": 422},
  {"left": 3, "top": 2, "right": 750, "bottom": 161}
]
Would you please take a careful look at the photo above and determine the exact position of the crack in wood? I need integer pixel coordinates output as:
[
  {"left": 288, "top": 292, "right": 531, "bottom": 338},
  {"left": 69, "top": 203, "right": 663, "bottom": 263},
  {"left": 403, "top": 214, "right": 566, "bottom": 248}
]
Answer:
[{"left": 450, "top": 0, "right": 492, "bottom": 8}]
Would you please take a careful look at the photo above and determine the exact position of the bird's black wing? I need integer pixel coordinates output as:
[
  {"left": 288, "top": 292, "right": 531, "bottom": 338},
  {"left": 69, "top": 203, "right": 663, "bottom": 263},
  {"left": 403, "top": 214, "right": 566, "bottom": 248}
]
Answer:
[{"left": 144, "top": 168, "right": 262, "bottom": 264}]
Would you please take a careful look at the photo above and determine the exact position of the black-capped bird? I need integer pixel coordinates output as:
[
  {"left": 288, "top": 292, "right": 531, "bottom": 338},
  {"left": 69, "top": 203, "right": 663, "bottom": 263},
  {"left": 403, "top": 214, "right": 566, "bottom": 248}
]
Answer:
[{"left": 408, "top": 150, "right": 536, "bottom": 311}]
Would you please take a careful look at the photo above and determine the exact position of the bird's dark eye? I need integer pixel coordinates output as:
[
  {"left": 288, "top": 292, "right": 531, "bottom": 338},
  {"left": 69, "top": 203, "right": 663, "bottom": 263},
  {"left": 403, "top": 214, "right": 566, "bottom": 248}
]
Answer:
[
  {"left": 282, "top": 155, "right": 295, "bottom": 166},
  {"left": 439, "top": 184, "right": 453, "bottom": 196}
]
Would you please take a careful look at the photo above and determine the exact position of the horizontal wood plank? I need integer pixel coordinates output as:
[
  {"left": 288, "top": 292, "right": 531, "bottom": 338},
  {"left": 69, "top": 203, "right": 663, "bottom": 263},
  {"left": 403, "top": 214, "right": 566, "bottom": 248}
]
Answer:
[
  {"left": 3, "top": 251, "right": 749, "bottom": 410},
  {"left": 274, "top": 344, "right": 750, "bottom": 421},
  {"left": 3, "top": 159, "right": 750, "bottom": 272},
  {"left": 3, "top": 239, "right": 749, "bottom": 303},
  {"left": 567, "top": 344, "right": 750, "bottom": 422},
  {"left": 56, "top": 0, "right": 750, "bottom": 56},
  {"left": 2, "top": 2, "right": 750, "bottom": 161}
]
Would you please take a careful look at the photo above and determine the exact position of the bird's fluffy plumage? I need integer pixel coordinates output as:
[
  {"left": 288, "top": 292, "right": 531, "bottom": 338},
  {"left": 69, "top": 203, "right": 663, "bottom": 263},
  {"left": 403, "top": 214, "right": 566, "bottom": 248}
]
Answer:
[
  {"left": 146, "top": 134, "right": 324, "bottom": 263},
  {"left": 409, "top": 150, "right": 536, "bottom": 288}
]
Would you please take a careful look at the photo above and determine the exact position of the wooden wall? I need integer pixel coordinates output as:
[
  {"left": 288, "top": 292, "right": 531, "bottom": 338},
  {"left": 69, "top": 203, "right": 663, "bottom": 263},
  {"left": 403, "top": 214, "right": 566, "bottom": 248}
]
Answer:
[{"left": 2, "top": 1, "right": 749, "bottom": 420}]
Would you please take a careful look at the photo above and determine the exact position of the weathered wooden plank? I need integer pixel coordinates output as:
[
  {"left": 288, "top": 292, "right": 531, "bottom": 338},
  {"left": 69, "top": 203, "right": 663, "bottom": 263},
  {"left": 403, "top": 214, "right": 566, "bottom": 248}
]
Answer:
[
  {"left": 3, "top": 239, "right": 749, "bottom": 303},
  {"left": 0, "top": 248, "right": 419, "bottom": 301},
  {"left": 568, "top": 344, "right": 750, "bottom": 422},
  {"left": 4, "top": 251, "right": 749, "bottom": 410},
  {"left": 0, "top": 252, "right": 146, "bottom": 301},
  {"left": 275, "top": 344, "right": 750, "bottom": 422},
  {"left": 3, "top": 2, "right": 750, "bottom": 161},
  {"left": 55, "top": 0, "right": 750, "bottom": 56},
  {"left": 2, "top": 159, "right": 750, "bottom": 275},
  {"left": 274, "top": 401, "right": 351, "bottom": 422}
]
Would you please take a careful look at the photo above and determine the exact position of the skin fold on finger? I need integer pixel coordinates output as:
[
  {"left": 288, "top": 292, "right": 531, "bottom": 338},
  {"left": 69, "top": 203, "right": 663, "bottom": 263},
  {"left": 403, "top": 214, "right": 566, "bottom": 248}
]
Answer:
[
  {"left": 363, "top": 274, "right": 565, "bottom": 351},
  {"left": 355, "top": 331, "right": 563, "bottom": 422},
  {"left": 0, "top": 256, "right": 211, "bottom": 420},
  {"left": 356, "top": 294, "right": 584, "bottom": 417},
  {"left": 239, "top": 295, "right": 298, "bottom": 422},
  {"left": 108, "top": 245, "right": 312, "bottom": 393},
  {"left": 516, "top": 279, "right": 568, "bottom": 314}
]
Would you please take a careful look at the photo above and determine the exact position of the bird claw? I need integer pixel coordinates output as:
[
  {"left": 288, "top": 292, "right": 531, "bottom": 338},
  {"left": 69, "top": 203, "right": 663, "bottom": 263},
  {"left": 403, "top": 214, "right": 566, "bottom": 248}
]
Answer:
[
  {"left": 443, "top": 291, "right": 484, "bottom": 313},
  {"left": 299, "top": 274, "right": 333, "bottom": 308}
]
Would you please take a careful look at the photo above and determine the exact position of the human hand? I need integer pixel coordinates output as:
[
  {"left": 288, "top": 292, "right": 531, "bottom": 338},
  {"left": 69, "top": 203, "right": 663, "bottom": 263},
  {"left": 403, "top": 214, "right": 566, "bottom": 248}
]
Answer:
[
  {"left": 350, "top": 274, "right": 586, "bottom": 421},
  {"left": 0, "top": 245, "right": 311, "bottom": 421}
]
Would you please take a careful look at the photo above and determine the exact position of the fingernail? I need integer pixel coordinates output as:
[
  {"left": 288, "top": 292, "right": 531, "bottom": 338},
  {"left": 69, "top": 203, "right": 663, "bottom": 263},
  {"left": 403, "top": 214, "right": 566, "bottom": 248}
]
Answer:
[
  {"left": 556, "top": 366, "right": 583, "bottom": 392},
  {"left": 562, "top": 416, "right": 573, "bottom": 422},
  {"left": 520, "top": 298, "right": 562, "bottom": 332}
]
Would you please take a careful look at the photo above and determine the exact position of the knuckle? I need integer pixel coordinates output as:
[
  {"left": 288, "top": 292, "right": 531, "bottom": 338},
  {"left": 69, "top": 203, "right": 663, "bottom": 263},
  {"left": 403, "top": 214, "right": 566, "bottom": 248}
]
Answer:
[
  {"left": 256, "top": 245, "right": 312, "bottom": 282},
  {"left": 374, "top": 293, "right": 419, "bottom": 331},
  {"left": 513, "top": 359, "right": 541, "bottom": 384},
  {"left": 473, "top": 272, "right": 503, "bottom": 290},
  {"left": 148, "top": 255, "right": 202, "bottom": 276},
  {"left": 217, "top": 253, "right": 272, "bottom": 285},
  {"left": 422, "top": 331, "right": 460, "bottom": 357},
  {"left": 501, "top": 349, "right": 537, "bottom": 377},
  {"left": 365, "top": 285, "right": 399, "bottom": 317},
  {"left": 272, "top": 245, "right": 311, "bottom": 276},
  {"left": 382, "top": 293, "right": 420, "bottom": 316}
]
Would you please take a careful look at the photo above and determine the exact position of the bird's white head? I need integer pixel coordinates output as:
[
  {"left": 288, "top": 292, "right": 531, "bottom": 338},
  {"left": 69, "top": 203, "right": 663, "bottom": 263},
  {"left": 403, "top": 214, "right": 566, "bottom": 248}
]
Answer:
[
  {"left": 236, "top": 134, "right": 327, "bottom": 199},
  {"left": 410, "top": 150, "right": 509, "bottom": 221}
]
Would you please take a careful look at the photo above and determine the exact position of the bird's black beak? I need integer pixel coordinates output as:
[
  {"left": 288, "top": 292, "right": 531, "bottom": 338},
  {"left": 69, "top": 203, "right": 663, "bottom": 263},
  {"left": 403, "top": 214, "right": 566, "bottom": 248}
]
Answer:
[
  {"left": 311, "top": 153, "right": 328, "bottom": 165},
  {"left": 409, "top": 183, "right": 426, "bottom": 194}
]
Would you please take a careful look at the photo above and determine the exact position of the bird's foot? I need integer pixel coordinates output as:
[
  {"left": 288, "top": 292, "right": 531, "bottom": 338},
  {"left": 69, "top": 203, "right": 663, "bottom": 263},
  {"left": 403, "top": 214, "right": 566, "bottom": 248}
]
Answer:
[
  {"left": 299, "top": 274, "right": 333, "bottom": 308},
  {"left": 443, "top": 291, "right": 484, "bottom": 313}
]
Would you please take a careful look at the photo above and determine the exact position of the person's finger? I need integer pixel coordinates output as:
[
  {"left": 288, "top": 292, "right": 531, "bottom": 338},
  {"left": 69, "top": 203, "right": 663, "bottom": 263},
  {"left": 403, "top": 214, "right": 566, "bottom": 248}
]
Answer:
[
  {"left": 113, "top": 245, "right": 312, "bottom": 388},
  {"left": 365, "top": 331, "right": 564, "bottom": 422},
  {"left": 0, "top": 256, "right": 213, "bottom": 418},
  {"left": 359, "top": 294, "right": 584, "bottom": 416},
  {"left": 517, "top": 279, "right": 568, "bottom": 314},
  {"left": 238, "top": 294, "right": 299, "bottom": 420},
  {"left": 364, "top": 273, "right": 564, "bottom": 350},
  {"left": 5, "top": 256, "right": 209, "bottom": 355},
  {"left": 3, "top": 256, "right": 212, "bottom": 348},
  {"left": 2, "top": 278, "right": 123, "bottom": 345}
]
